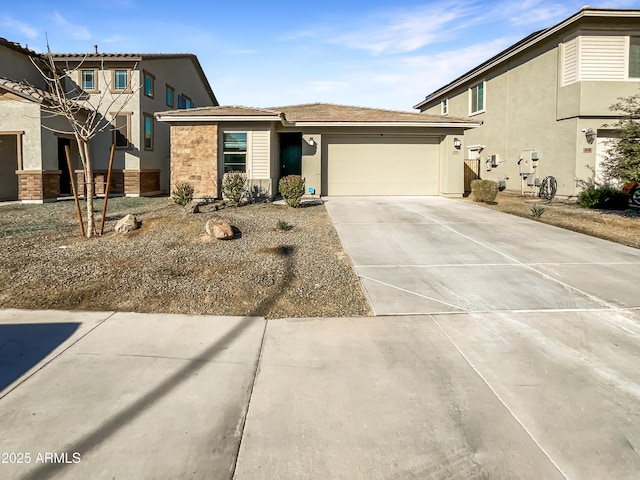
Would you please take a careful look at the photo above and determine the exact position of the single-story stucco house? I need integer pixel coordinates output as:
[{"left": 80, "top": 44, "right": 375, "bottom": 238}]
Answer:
[{"left": 156, "top": 103, "right": 480, "bottom": 199}]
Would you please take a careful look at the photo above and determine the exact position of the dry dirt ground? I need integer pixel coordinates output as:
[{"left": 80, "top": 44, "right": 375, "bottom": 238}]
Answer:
[
  {"left": 461, "top": 190, "right": 640, "bottom": 249},
  {"left": 0, "top": 197, "right": 371, "bottom": 318}
]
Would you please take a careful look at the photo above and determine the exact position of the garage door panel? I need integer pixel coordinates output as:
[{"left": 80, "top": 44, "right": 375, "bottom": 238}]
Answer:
[{"left": 326, "top": 136, "right": 440, "bottom": 196}]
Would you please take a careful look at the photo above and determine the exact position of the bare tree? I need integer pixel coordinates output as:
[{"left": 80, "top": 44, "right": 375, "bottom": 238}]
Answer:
[{"left": 32, "top": 40, "right": 138, "bottom": 237}]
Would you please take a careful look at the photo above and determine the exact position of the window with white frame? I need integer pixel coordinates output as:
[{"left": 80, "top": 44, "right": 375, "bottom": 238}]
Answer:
[
  {"left": 441, "top": 98, "right": 448, "bottom": 115},
  {"left": 469, "top": 81, "right": 485, "bottom": 115},
  {"left": 223, "top": 132, "right": 247, "bottom": 172}
]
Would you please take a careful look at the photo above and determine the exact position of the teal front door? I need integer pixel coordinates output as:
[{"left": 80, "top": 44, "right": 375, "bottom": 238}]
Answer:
[{"left": 280, "top": 133, "right": 302, "bottom": 177}]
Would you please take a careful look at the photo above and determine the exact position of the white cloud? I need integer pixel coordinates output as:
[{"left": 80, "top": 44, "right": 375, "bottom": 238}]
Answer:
[
  {"left": 288, "top": 1, "right": 481, "bottom": 55},
  {"left": 1, "top": 16, "right": 38, "bottom": 39},
  {"left": 309, "top": 80, "right": 349, "bottom": 92},
  {"left": 52, "top": 12, "right": 91, "bottom": 41}
]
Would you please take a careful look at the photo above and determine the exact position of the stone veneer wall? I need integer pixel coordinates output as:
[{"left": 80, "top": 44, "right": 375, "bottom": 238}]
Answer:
[
  {"left": 17, "top": 170, "right": 60, "bottom": 201},
  {"left": 170, "top": 123, "right": 219, "bottom": 198}
]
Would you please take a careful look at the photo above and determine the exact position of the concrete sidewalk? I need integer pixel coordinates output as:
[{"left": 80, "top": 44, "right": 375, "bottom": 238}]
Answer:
[{"left": 0, "top": 309, "right": 265, "bottom": 480}]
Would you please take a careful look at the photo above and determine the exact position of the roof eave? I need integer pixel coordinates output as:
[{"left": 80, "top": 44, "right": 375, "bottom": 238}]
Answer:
[
  {"left": 292, "top": 121, "right": 480, "bottom": 128},
  {"left": 155, "top": 114, "right": 284, "bottom": 123}
]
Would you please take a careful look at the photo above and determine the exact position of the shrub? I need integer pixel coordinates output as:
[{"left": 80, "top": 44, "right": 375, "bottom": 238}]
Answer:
[
  {"left": 578, "top": 186, "right": 629, "bottom": 210},
  {"left": 276, "top": 220, "right": 293, "bottom": 231},
  {"left": 470, "top": 179, "right": 499, "bottom": 203},
  {"left": 530, "top": 205, "right": 545, "bottom": 218},
  {"left": 278, "top": 175, "right": 306, "bottom": 207},
  {"left": 172, "top": 182, "right": 194, "bottom": 206},
  {"left": 222, "top": 172, "right": 247, "bottom": 205}
]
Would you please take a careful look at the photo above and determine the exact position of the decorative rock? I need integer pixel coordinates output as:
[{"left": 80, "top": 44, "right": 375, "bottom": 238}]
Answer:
[
  {"left": 183, "top": 199, "right": 205, "bottom": 214},
  {"left": 114, "top": 214, "right": 139, "bottom": 233},
  {"left": 205, "top": 218, "right": 234, "bottom": 239}
]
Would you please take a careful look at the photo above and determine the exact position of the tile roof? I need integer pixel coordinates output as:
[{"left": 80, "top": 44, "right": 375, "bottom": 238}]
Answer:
[
  {"left": 0, "top": 37, "right": 37, "bottom": 57},
  {"left": 50, "top": 52, "right": 218, "bottom": 106},
  {"left": 0, "top": 77, "right": 57, "bottom": 104},
  {"left": 157, "top": 105, "right": 282, "bottom": 117},
  {"left": 273, "top": 102, "right": 469, "bottom": 124},
  {"left": 0, "top": 77, "right": 86, "bottom": 110},
  {"left": 156, "top": 102, "right": 475, "bottom": 126}
]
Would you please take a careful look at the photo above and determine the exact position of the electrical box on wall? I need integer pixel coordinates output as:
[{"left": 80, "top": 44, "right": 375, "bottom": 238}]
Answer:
[{"left": 518, "top": 151, "right": 539, "bottom": 175}]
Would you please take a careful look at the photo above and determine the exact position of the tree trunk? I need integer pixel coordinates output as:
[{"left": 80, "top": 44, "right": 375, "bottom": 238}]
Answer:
[{"left": 76, "top": 137, "right": 95, "bottom": 238}]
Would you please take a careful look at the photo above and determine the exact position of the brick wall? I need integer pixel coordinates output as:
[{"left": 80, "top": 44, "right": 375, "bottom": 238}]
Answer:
[
  {"left": 75, "top": 170, "right": 125, "bottom": 196},
  {"left": 170, "top": 123, "right": 218, "bottom": 198},
  {"left": 17, "top": 170, "right": 60, "bottom": 201}
]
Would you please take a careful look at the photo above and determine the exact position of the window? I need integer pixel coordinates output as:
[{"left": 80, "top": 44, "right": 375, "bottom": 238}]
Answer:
[
  {"left": 80, "top": 69, "right": 97, "bottom": 92},
  {"left": 469, "top": 81, "right": 485, "bottom": 115},
  {"left": 630, "top": 37, "right": 640, "bottom": 78},
  {"left": 143, "top": 113, "right": 154, "bottom": 150},
  {"left": 441, "top": 98, "right": 448, "bottom": 115},
  {"left": 177, "top": 94, "right": 193, "bottom": 109},
  {"left": 143, "top": 71, "right": 154, "bottom": 98},
  {"left": 112, "top": 113, "right": 131, "bottom": 148},
  {"left": 223, "top": 132, "right": 247, "bottom": 172},
  {"left": 166, "top": 84, "right": 174, "bottom": 107},
  {"left": 112, "top": 69, "right": 130, "bottom": 92}
]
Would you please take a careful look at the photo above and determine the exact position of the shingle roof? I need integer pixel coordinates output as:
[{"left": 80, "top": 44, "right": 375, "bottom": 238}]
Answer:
[{"left": 156, "top": 102, "right": 476, "bottom": 126}]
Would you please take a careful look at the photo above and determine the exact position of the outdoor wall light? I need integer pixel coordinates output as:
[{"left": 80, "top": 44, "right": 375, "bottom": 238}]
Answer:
[
  {"left": 453, "top": 138, "right": 462, "bottom": 149},
  {"left": 583, "top": 128, "right": 596, "bottom": 144},
  {"left": 309, "top": 137, "right": 315, "bottom": 146}
]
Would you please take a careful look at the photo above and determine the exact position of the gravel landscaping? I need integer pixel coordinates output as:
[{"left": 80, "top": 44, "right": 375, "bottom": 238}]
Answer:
[
  {"left": 462, "top": 191, "right": 640, "bottom": 249},
  {"left": 0, "top": 197, "right": 372, "bottom": 318}
]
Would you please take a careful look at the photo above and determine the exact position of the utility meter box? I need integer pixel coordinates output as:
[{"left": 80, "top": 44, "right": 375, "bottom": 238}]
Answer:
[{"left": 519, "top": 151, "right": 538, "bottom": 175}]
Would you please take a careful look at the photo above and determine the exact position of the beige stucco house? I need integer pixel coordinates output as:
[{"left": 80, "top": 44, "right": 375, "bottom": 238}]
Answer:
[
  {"left": 414, "top": 7, "right": 640, "bottom": 197},
  {"left": 156, "top": 103, "right": 479, "bottom": 199},
  {"left": 0, "top": 37, "right": 72, "bottom": 202},
  {"left": 0, "top": 38, "right": 218, "bottom": 203},
  {"left": 51, "top": 51, "right": 218, "bottom": 199}
]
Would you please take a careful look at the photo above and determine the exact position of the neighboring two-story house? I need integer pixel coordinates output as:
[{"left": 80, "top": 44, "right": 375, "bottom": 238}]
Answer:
[
  {"left": 414, "top": 7, "right": 640, "bottom": 197},
  {"left": 0, "top": 38, "right": 218, "bottom": 203},
  {"left": 0, "top": 37, "right": 73, "bottom": 202},
  {"left": 52, "top": 51, "right": 218, "bottom": 199}
]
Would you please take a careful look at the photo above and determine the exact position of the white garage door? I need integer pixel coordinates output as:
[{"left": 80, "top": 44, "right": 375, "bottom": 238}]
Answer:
[{"left": 326, "top": 136, "right": 440, "bottom": 195}]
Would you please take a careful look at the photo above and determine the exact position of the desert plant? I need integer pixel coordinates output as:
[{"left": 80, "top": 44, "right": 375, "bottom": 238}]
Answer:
[
  {"left": 276, "top": 220, "right": 293, "bottom": 231},
  {"left": 222, "top": 171, "right": 247, "bottom": 205},
  {"left": 602, "top": 93, "right": 640, "bottom": 183},
  {"left": 530, "top": 205, "right": 545, "bottom": 218},
  {"left": 172, "top": 182, "right": 194, "bottom": 206},
  {"left": 470, "top": 179, "right": 499, "bottom": 203},
  {"left": 279, "top": 175, "right": 306, "bottom": 207},
  {"left": 578, "top": 186, "right": 629, "bottom": 210}
]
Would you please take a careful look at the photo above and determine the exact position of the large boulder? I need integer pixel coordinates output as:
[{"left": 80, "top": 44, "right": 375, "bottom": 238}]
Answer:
[
  {"left": 115, "top": 214, "right": 139, "bottom": 233},
  {"left": 205, "top": 218, "right": 234, "bottom": 239}
]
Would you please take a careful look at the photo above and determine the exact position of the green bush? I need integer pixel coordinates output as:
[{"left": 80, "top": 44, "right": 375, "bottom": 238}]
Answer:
[
  {"left": 172, "top": 182, "right": 194, "bottom": 206},
  {"left": 278, "top": 175, "right": 306, "bottom": 207},
  {"left": 222, "top": 172, "right": 247, "bottom": 205},
  {"left": 578, "top": 186, "right": 629, "bottom": 210},
  {"left": 470, "top": 179, "right": 499, "bottom": 203}
]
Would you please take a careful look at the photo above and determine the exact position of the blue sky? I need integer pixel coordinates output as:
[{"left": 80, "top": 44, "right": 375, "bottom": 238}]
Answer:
[{"left": 3, "top": 0, "right": 640, "bottom": 110}]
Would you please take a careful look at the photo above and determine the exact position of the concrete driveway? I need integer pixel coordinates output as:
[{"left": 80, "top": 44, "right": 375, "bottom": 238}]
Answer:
[{"left": 325, "top": 196, "right": 640, "bottom": 314}]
